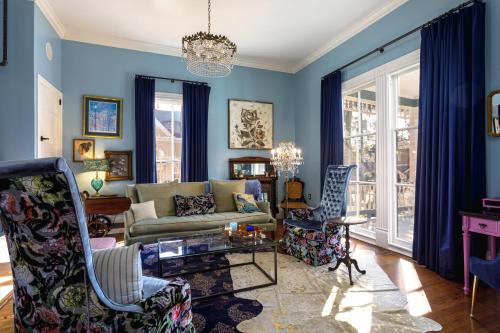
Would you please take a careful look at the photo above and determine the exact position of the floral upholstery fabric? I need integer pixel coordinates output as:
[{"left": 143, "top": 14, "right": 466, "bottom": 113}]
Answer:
[
  {"left": 283, "top": 165, "right": 355, "bottom": 267},
  {"left": 174, "top": 193, "right": 216, "bottom": 217},
  {"left": 0, "top": 162, "right": 194, "bottom": 333}
]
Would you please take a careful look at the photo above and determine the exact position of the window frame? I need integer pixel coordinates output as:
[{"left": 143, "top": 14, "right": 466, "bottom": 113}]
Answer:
[
  {"left": 154, "top": 92, "right": 183, "bottom": 183},
  {"left": 341, "top": 50, "right": 420, "bottom": 256}
]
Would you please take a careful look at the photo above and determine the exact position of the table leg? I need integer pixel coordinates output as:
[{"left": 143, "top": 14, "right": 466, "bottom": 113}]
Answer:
[
  {"left": 463, "top": 228, "right": 471, "bottom": 295},
  {"left": 489, "top": 236, "right": 497, "bottom": 260}
]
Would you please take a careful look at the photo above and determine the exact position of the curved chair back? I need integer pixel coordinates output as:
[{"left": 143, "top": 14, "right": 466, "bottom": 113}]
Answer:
[
  {"left": 319, "top": 165, "right": 356, "bottom": 221},
  {"left": 0, "top": 158, "right": 140, "bottom": 330}
]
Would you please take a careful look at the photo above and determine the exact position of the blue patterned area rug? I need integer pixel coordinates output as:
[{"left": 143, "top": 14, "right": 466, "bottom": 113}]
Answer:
[{"left": 141, "top": 244, "right": 263, "bottom": 332}]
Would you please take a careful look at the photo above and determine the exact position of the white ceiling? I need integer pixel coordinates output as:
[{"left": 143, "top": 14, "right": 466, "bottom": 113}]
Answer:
[{"left": 39, "top": 0, "right": 408, "bottom": 73}]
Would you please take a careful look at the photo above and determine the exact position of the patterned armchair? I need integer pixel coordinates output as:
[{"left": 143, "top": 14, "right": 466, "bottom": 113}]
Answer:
[
  {"left": 0, "top": 158, "right": 194, "bottom": 332},
  {"left": 282, "top": 165, "right": 356, "bottom": 266}
]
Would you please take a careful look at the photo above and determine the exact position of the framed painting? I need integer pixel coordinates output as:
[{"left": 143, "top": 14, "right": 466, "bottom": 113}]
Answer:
[
  {"left": 104, "top": 150, "right": 133, "bottom": 181},
  {"left": 83, "top": 95, "right": 123, "bottom": 138},
  {"left": 0, "top": 0, "right": 7, "bottom": 66},
  {"left": 228, "top": 99, "right": 273, "bottom": 149},
  {"left": 73, "top": 138, "right": 95, "bottom": 162}
]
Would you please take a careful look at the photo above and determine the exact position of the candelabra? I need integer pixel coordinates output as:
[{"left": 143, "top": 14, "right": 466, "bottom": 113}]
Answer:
[{"left": 270, "top": 141, "right": 304, "bottom": 218}]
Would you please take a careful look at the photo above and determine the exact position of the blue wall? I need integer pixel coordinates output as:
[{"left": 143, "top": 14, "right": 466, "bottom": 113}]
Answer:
[
  {"left": 61, "top": 41, "right": 295, "bottom": 195},
  {"left": 34, "top": 5, "right": 62, "bottom": 90},
  {"left": 0, "top": 0, "right": 35, "bottom": 160},
  {"left": 293, "top": 0, "right": 500, "bottom": 204}
]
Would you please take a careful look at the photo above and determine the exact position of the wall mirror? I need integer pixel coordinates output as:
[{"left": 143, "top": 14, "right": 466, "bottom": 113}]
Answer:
[
  {"left": 0, "top": 0, "right": 6, "bottom": 66},
  {"left": 488, "top": 90, "right": 500, "bottom": 137}
]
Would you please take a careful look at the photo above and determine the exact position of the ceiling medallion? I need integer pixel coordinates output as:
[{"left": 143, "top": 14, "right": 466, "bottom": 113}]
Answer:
[{"left": 182, "top": 0, "right": 237, "bottom": 78}]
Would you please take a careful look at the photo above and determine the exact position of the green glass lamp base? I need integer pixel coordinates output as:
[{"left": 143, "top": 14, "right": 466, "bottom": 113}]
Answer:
[{"left": 91, "top": 177, "right": 104, "bottom": 196}]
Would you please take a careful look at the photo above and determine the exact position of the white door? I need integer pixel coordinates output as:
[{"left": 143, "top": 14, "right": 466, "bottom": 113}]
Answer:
[{"left": 37, "top": 75, "right": 62, "bottom": 158}]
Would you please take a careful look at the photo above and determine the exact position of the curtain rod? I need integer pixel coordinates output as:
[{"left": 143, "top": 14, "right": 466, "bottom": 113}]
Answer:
[
  {"left": 322, "top": 0, "right": 480, "bottom": 79},
  {"left": 135, "top": 74, "right": 208, "bottom": 85}
]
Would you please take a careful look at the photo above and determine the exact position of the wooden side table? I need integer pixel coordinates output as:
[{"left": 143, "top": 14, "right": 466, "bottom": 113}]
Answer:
[
  {"left": 82, "top": 194, "right": 131, "bottom": 237},
  {"left": 327, "top": 217, "right": 368, "bottom": 285}
]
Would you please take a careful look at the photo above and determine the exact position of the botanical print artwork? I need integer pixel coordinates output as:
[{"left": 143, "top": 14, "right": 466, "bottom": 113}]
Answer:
[
  {"left": 229, "top": 100, "right": 273, "bottom": 149},
  {"left": 73, "top": 139, "right": 95, "bottom": 162},
  {"left": 83, "top": 96, "right": 122, "bottom": 138}
]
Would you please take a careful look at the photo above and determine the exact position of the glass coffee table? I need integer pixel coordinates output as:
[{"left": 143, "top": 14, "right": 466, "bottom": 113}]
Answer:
[{"left": 158, "top": 232, "right": 278, "bottom": 301}]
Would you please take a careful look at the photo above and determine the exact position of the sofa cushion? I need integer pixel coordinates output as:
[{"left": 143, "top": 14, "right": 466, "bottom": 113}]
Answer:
[
  {"left": 233, "top": 193, "right": 261, "bottom": 213},
  {"left": 129, "top": 211, "right": 270, "bottom": 236},
  {"left": 131, "top": 200, "right": 158, "bottom": 222},
  {"left": 174, "top": 193, "right": 216, "bottom": 216},
  {"left": 210, "top": 179, "right": 246, "bottom": 212},
  {"left": 136, "top": 182, "right": 205, "bottom": 217},
  {"left": 93, "top": 243, "right": 143, "bottom": 304}
]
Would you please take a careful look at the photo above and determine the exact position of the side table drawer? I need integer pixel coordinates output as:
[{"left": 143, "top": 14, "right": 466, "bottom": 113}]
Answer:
[{"left": 469, "top": 217, "right": 498, "bottom": 235}]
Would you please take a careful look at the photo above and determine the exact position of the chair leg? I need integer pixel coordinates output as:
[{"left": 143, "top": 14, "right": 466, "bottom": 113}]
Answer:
[{"left": 470, "top": 275, "right": 479, "bottom": 318}]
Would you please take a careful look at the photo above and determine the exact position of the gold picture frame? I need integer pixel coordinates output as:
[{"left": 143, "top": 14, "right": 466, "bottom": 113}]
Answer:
[
  {"left": 83, "top": 95, "right": 123, "bottom": 139},
  {"left": 104, "top": 150, "right": 133, "bottom": 181},
  {"left": 487, "top": 89, "right": 500, "bottom": 137},
  {"left": 73, "top": 138, "right": 95, "bottom": 162}
]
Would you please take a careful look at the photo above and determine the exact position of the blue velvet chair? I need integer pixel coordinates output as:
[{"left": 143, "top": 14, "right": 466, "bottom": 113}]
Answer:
[
  {"left": 0, "top": 158, "right": 194, "bottom": 332},
  {"left": 282, "top": 165, "right": 356, "bottom": 266},
  {"left": 470, "top": 256, "right": 500, "bottom": 317}
]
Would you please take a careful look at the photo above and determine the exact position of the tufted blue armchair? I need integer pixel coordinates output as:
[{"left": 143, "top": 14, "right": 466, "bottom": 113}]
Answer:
[
  {"left": 0, "top": 158, "right": 194, "bottom": 332},
  {"left": 470, "top": 256, "right": 500, "bottom": 317},
  {"left": 282, "top": 165, "right": 356, "bottom": 266}
]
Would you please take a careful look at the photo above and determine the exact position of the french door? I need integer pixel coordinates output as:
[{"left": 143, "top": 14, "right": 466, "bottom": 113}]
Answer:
[{"left": 342, "top": 51, "right": 420, "bottom": 254}]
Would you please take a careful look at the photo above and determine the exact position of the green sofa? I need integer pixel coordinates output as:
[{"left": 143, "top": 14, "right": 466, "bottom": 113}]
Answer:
[{"left": 124, "top": 181, "right": 276, "bottom": 245}]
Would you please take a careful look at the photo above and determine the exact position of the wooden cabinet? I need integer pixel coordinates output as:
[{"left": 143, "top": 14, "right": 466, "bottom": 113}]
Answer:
[
  {"left": 229, "top": 157, "right": 277, "bottom": 217},
  {"left": 81, "top": 194, "right": 131, "bottom": 237}
]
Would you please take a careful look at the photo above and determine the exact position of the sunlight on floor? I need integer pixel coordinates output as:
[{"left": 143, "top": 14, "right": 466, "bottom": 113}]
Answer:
[
  {"left": 399, "top": 258, "right": 432, "bottom": 316},
  {"left": 0, "top": 236, "right": 9, "bottom": 264}
]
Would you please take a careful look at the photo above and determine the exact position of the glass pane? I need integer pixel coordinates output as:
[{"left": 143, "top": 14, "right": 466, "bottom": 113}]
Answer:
[
  {"left": 347, "top": 183, "right": 376, "bottom": 232},
  {"left": 174, "top": 111, "right": 182, "bottom": 138},
  {"left": 360, "top": 85, "right": 376, "bottom": 134},
  {"left": 397, "top": 69, "right": 419, "bottom": 128},
  {"left": 343, "top": 137, "right": 359, "bottom": 181},
  {"left": 343, "top": 92, "right": 359, "bottom": 137},
  {"left": 396, "top": 129, "right": 418, "bottom": 184},
  {"left": 396, "top": 185, "right": 415, "bottom": 242},
  {"left": 359, "top": 135, "right": 376, "bottom": 182}
]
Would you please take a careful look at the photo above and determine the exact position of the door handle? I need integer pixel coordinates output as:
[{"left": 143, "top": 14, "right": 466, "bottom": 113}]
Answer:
[{"left": 40, "top": 136, "right": 50, "bottom": 142}]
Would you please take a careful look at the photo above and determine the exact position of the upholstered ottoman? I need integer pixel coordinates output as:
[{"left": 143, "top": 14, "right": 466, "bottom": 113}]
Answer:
[{"left": 90, "top": 237, "right": 116, "bottom": 250}]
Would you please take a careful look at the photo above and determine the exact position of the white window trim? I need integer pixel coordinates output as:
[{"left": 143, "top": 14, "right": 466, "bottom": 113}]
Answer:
[{"left": 342, "top": 49, "right": 420, "bottom": 255}]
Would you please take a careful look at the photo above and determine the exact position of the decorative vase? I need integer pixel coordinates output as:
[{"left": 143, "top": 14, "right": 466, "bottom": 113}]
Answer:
[{"left": 91, "top": 173, "right": 104, "bottom": 196}]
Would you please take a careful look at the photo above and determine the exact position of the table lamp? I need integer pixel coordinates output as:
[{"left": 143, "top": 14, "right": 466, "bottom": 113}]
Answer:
[
  {"left": 270, "top": 141, "right": 303, "bottom": 218},
  {"left": 83, "top": 159, "right": 109, "bottom": 196}
]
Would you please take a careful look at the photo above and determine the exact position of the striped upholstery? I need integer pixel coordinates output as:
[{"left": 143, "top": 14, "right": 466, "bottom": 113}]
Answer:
[{"left": 93, "top": 243, "right": 143, "bottom": 304}]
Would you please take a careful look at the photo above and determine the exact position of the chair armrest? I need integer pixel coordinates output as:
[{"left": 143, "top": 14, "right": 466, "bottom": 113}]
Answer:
[
  {"left": 140, "top": 278, "right": 193, "bottom": 331},
  {"left": 256, "top": 201, "right": 271, "bottom": 215},
  {"left": 124, "top": 209, "right": 135, "bottom": 231}
]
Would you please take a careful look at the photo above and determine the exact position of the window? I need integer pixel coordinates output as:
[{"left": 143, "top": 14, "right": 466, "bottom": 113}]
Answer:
[
  {"left": 342, "top": 50, "right": 420, "bottom": 253},
  {"left": 155, "top": 93, "right": 182, "bottom": 183}
]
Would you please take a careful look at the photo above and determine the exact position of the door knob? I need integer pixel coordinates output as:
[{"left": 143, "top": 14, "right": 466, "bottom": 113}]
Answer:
[{"left": 40, "top": 136, "right": 50, "bottom": 142}]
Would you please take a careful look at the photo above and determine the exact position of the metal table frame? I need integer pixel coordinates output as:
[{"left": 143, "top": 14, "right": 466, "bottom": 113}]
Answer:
[{"left": 158, "top": 238, "right": 278, "bottom": 302}]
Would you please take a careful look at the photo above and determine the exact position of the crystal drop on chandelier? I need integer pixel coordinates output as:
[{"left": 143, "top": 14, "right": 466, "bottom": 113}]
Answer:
[{"left": 182, "top": 0, "right": 237, "bottom": 78}]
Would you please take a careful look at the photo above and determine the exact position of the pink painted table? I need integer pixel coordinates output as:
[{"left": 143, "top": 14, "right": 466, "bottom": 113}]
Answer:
[{"left": 460, "top": 211, "right": 500, "bottom": 295}]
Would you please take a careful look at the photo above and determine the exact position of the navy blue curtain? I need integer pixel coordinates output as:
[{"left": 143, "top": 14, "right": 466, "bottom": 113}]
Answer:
[
  {"left": 320, "top": 71, "right": 344, "bottom": 190},
  {"left": 182, "top": 82, "right": 211, "bottom": 182},
  {"left": 135, "top": 77, "right": 156, "bottom": 184},
  {"left": 413, "top": 2, "right": 485, "bottom": 280}
]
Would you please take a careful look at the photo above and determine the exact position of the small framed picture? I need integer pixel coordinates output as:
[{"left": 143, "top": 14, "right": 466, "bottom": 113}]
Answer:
[
  {"left": 228, "top": 99, "right": 273, "bottom": 149},
  {"left": 83, "top": 95, "right": 123, "bottom": 139},
  {"left": 73, "top": 138, "right": 95, "bottom": 162},
  {"left": 104, "top": 150, "right": 133, "bottom": 181}
]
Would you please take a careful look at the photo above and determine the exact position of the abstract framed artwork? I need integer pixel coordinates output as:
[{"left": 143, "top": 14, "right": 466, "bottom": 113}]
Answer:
[
  {"left": 104, "top": 150, "right": 133, "bottom": 181},
  {"left": 228, "top": 99, "right": 273, "bottom": 149},
  {"left": 0, "top": 0, "right": 7, "bottom": 66},
  {"left": 73, "top": 138, "right": 95, "bottom": 162},
  {"left": 83, "top": 95, "right": 123, "bottom": 138}
]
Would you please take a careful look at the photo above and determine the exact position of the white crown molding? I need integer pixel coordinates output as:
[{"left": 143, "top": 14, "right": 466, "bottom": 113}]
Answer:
[
  {"left": 34, "top": 0, "right": 66, "bottom": 38},
  {"left": 63, "top": 31, "right": 295, "bottom": 74},
  {"left": 290, "top": 0, "right": 408, "bottom": 73}
]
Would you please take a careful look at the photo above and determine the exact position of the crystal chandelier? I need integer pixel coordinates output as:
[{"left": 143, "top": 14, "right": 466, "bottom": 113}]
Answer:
[
  {"left": 182, "top": 0, "right": 237, "bottom": 78},
  {"left": 270, "top": 141, "right": 304, "bottom": 178}
]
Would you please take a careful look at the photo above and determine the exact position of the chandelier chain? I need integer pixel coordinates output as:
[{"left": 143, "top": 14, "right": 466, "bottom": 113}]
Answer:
[{"left": 207, "top": 0, "right": 211, "bottom": 33}]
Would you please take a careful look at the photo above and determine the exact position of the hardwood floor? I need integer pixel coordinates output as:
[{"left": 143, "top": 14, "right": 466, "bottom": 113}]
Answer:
[{"left": 0, "top": 224, "right": 498, "bottom": 332}]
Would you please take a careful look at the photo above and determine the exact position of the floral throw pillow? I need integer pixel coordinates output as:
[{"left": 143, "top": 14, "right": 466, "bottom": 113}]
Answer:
[
  {"left": 174, "top": 193, "right": 216, "bottom": 217},
  {"left": 233, "top": 192, "right": 262, "bottom": 213}
]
